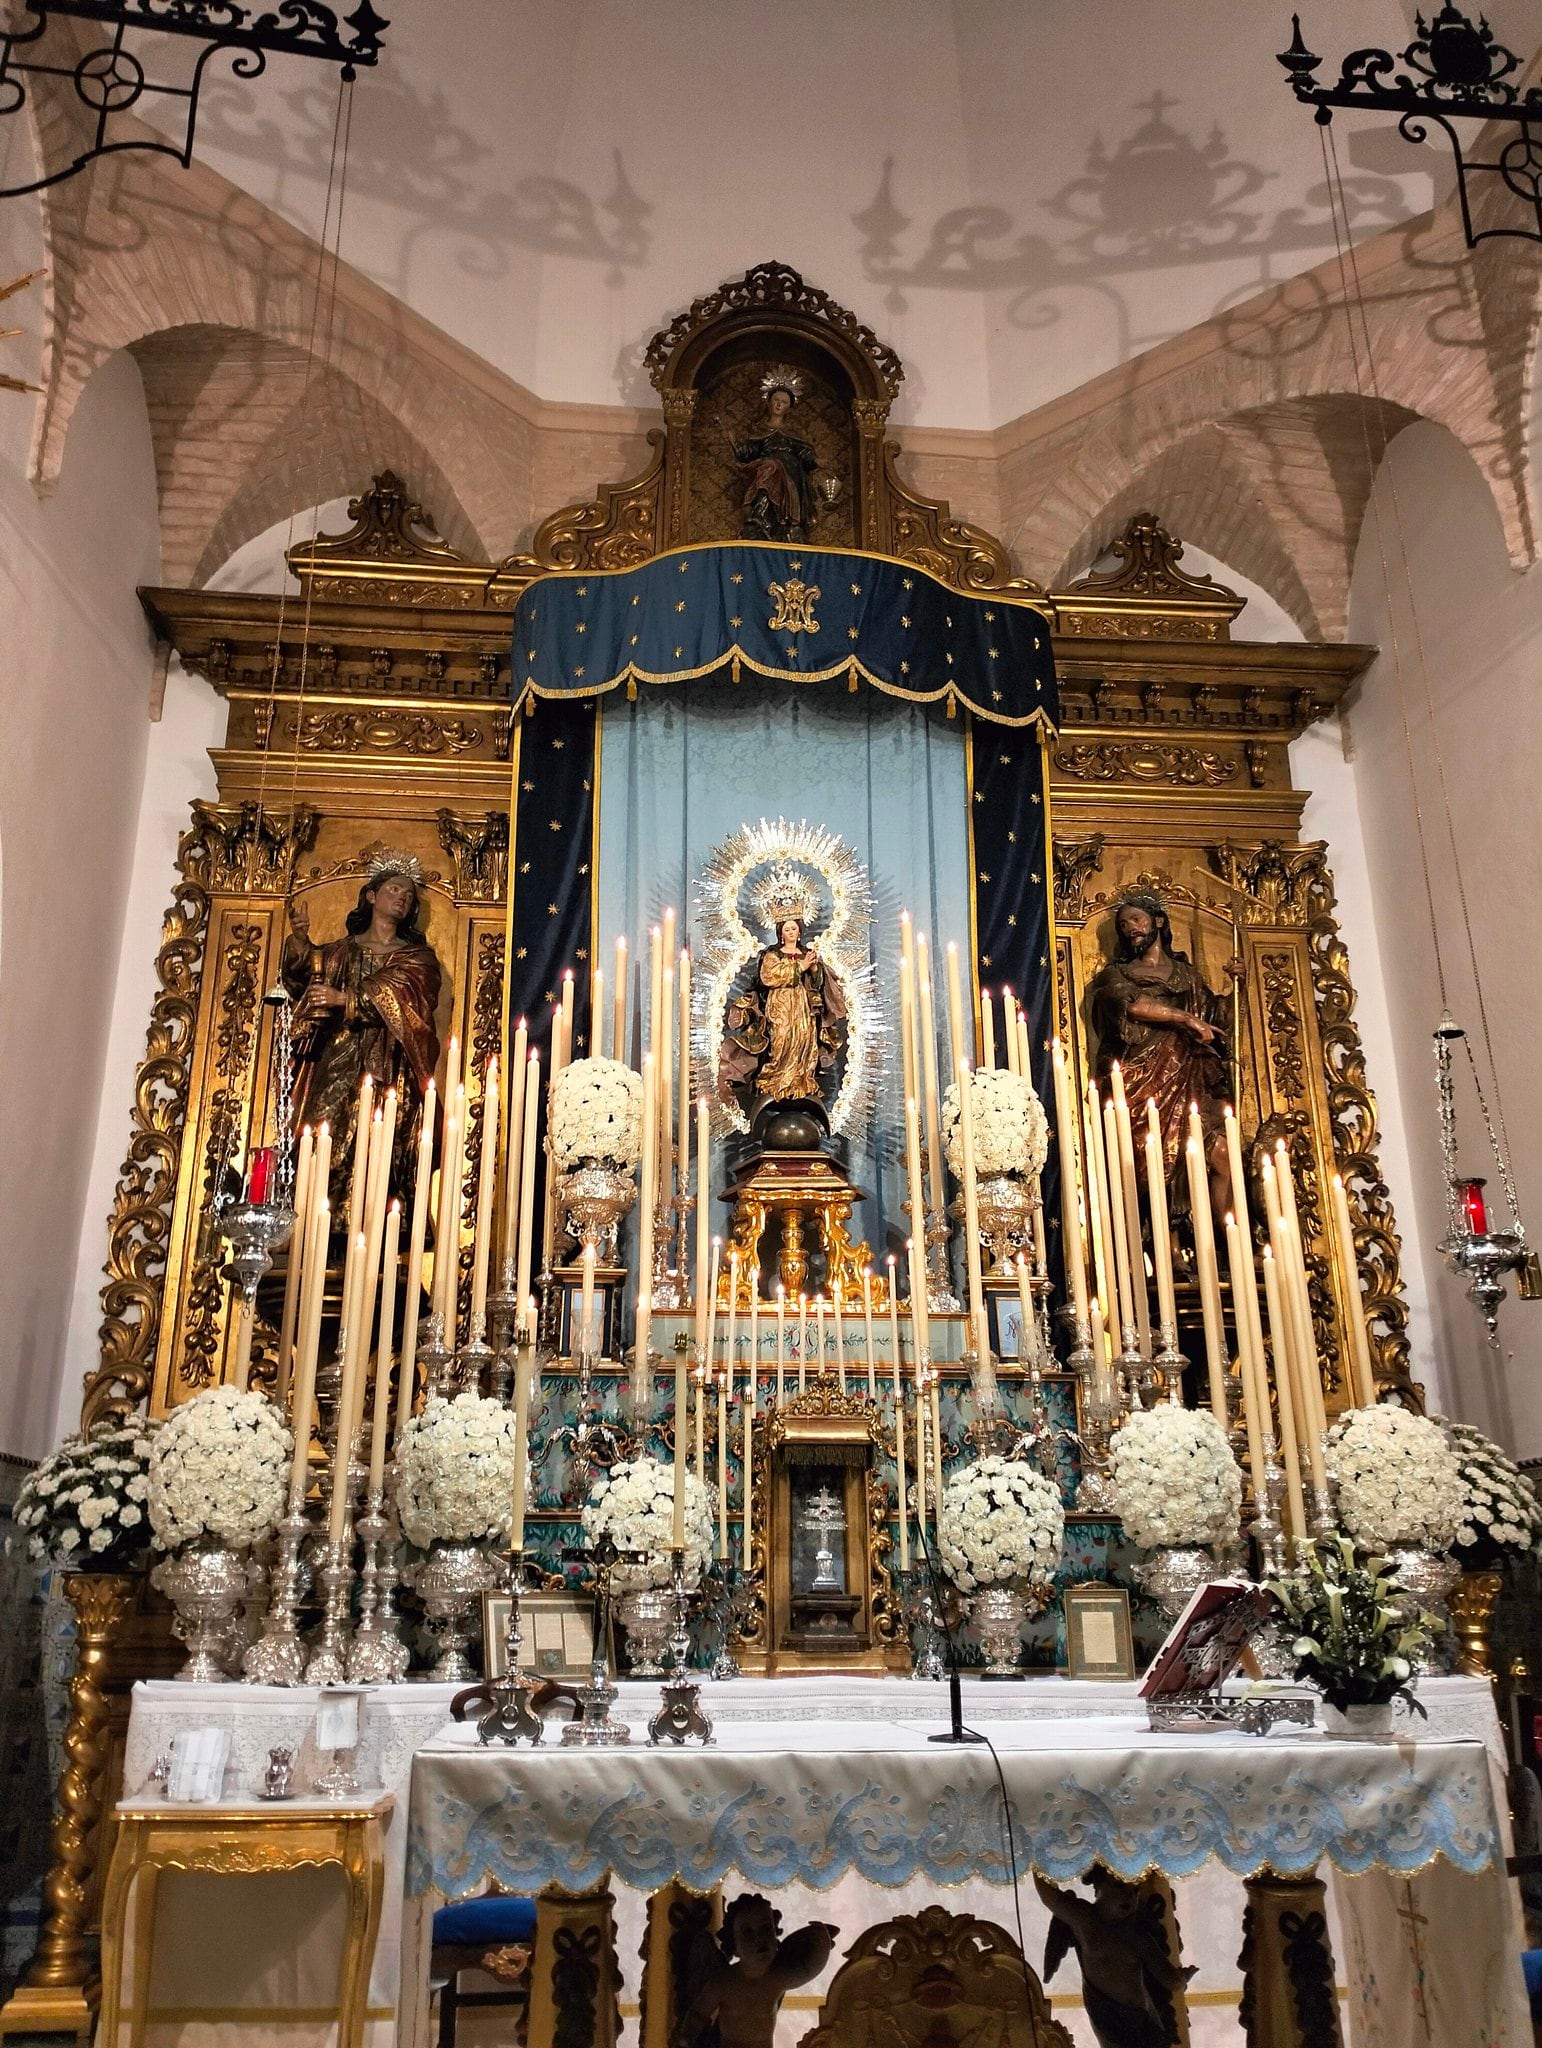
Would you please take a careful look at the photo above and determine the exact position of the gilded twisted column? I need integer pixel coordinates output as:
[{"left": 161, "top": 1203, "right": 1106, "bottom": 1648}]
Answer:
[{"left": 24, "top": 1575, "right": 138, "bottom": 1997}]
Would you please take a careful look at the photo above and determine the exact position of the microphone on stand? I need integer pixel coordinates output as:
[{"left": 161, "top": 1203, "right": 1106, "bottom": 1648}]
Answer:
[{"left": 914, "top": 1518, "right": 984, "bottom": 1746}]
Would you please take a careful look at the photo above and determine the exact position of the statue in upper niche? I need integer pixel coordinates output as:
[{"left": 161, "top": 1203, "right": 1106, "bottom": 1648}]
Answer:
[{"left": 731, "top": 366, "right": 821, "bottom": 543}]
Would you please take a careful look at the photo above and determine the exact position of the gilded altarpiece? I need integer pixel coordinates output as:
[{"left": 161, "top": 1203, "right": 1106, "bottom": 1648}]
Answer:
[{"left": 85, "top": 270, "right": 1414, "bottom": 1433}]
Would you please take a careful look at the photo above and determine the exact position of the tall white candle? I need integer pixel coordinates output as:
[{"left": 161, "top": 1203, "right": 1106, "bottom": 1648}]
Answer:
[
  {"left": 471, "top": 1058, "right": 500, "bottom": 1322},
  {"left": 1003, "top": 990, "right": 1020, "bottom": 1076},
  {"left": 1225, "top": 1213, "right": 1267, "bottom": 1502},
  {"left": 676, "top": 953, "right": 692, "bottom": 1215},
  {"left": 635, "top": 1050, "right": 658, "bottom": 1379},
  {"left": 832, "top": 1281, "right": 846, "bottom": 1392},
  {"left": 1109, "top": 1065, "right": 1151, "bottom": 1357},
  {"left": 798, "top": 1292, "right": 808, "bottom": 1393},
  {"left": 906, "top": 1236, "right": 928, "bottom": 1535},
  {"left": 694, "top": 1098, "right": 712, "bottom": 1353},
  {"left": 1050, "top": 1045, "right": 1090, "bottom": 1325},
  {"left": 514, "top": 1052, "right": 541, "bottom": 1315},
  {"left": 741, "top": 1342, "right": 755, "bottom": 1574},
  {"left": 862, "top": 1268, "right": 876, "bottom": 1401},
  {"left": 367, "top": 1201, "right": 401, "bottom": 1498},
  {"left": 398, "top": 1096, "right": 434, "bottom": 1442},
  {"left": 329, "top": 1233, "right": 370, "bottom": 1542},
  {"left": 276, "top": 1125, "right": 314, "bottom": 1404},
  {"left": 716, "top": 1364, "right": 729, "bottom": 1560},
  {"left": 775, "top": 1284, "right": 786, "bottom": 1404},
  {"left": 979, "top": 987, "right": 996, "bottom": 1071},
  {"left": 499, "top": 1020, "right": 528, "bottom": 1271},
  {"left": 1261, "top": 1246, "right": 1308, "bottom": 1539},
  {"left": 287, "top": 1196, "right": 330, "bottom": 1509},
  {"left": 512, "top": 1332, "right": 535, "bottom": 1552},
  {"left": 1145, "top": 1097, "right": 1177, "bottom": 1338},
  {"left": 955, "top": 1059, "right": 990, "bottom": 1366},
  {"left": 579, "top": 1244, "right": 597, "bottom": 1359},
  {"left": 945, "top": 941, "right": 965, "bottom": 1080},
  {"left": 614, "top": 935, "right": 627, "bottom": 1063},
  {"left": 1330, "top": 1171, "right": 1378, "bottom": 1408},
  {"left": 916, "top": 933, "right": 945, "bottom": 1222},
  {"left": 1185, "top": 1126, "right": 1229, "bottom": 1426}
]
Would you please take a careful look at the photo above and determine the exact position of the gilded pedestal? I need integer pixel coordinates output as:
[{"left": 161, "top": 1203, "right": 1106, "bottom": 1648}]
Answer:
[{"left": 1238, "top": 1867, "right": 1343, "bottom": 2048}]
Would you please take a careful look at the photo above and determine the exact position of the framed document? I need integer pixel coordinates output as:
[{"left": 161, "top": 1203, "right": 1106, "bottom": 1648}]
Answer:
[
  {"left": 481, "top": 1590, "right": 597, "bottom": 1681},
  {"left": 985, "top": 1289, "right": 1031, "bottom": 1361},
  {"left": 1062, "top": 1583, "right": 1136, "bottom": 1681}
]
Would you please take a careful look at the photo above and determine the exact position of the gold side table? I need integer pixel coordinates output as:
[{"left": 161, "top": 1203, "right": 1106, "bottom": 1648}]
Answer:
[{"left": 96, "top": 1795, "right": 393, "bottom": 2048}]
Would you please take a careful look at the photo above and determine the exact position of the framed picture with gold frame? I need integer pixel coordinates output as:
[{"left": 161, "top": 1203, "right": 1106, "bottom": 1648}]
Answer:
[
  {"left": 481, "top": 1590, "right": 598, "bottom": 1681},
  {"left": 1062, "top": 1583, "right": 1136, "bottom": 1681}
]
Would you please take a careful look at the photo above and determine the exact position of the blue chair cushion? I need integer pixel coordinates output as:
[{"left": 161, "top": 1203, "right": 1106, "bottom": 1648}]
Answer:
[
  {"left": 1523, "top": 1949, "right": 1542, "bottom": 2018},
  {"left": 433, "top": 1895, "right": 537, "bottom": 1947}
]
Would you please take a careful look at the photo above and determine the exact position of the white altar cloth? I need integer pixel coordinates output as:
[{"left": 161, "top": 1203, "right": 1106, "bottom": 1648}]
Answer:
[{"left": 120, "top": 1674, "right": 1529, "bottom": 2048}]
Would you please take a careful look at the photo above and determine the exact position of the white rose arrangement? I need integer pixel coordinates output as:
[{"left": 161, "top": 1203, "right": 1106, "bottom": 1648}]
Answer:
[
  {"left": 1108, "top": 1406, "right": 1243, "bottom": 1551},
  {"left": 941, "top": 1068, "right": 1049, "bottom": 1181},
  {"left": 581, "top": 1456, "right": 715, "bottom": 1591},
  {"left": 937, "top": 1455, "right": 1064, "bottom": 1594},
  {"left": 1444, "top": 1421, "right": 1539, "bottom": 1566},
  {"left": 550, "top": 1057, "right": 645, "bottom": 1172},
  {"left": 15, "top": 1421, "right": 157, "bottom": 1572},
  {"left": 1327, "top": 1405, "right": 1464, "bottom": 1554},
  {"left": 148, "top": 1386, "right": 290, "bottom": 1552},
  {"left": 394, "top": 1393, "right": 517, "bottom": 1548}
]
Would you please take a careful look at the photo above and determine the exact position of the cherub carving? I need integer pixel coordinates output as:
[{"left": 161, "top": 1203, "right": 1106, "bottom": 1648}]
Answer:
[
  {"left": 1035, "top": 1868, "right": 1194, "bottom": 2048},
  {"left": 673, "top": 1893, "right": 836, "bottom": 2048}
]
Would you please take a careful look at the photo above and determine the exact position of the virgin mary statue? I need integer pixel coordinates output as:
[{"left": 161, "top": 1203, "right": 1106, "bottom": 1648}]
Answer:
[{"left": 717, "top": 891, "right": 847, "bottom": 1117}]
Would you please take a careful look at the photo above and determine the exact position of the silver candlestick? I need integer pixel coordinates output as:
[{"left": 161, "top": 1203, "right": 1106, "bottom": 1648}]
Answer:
[
  {"left": 924, "top": 1206, "right": 961, "bottom": 1312},
  {"left": 346, "top": 1491, "right": 410, "bottom": 1683},
  {"left": 649, "top": 1544, "right": 712, "bottom": 1744},
  {"left": 1307, "top": 1436, "right": 1338, "bottom": 1541},
  {"left": 1153, "top": 1323, "right": 1187, "bottom": 1405},
  {"left": 303, "top": 1531, "right": 355, "bottom": 1686},
  {"left": 1068, "top": 1316, "right": 1119, "bottom": 1512},
  {"left": 1117, "top": 1321, "right": 1153, "bottom": 1409},
  {"left": 459, "top": 1310, "right": 495, "bottom": 1398},
  {"left": 561, "top": 1553, "right": 633, "bottom": 1747},
  {"left": 419, "top": 1310, "right": 455, "bottom": 1400},
  {"left": 243, "top": 1503, "right": 312, "bottom": 1686}
]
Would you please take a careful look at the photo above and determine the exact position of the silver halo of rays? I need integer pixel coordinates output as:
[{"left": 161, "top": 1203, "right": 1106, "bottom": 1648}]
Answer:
[{"left": 692, "top": 817, "right": 885, "bottom": 1143}]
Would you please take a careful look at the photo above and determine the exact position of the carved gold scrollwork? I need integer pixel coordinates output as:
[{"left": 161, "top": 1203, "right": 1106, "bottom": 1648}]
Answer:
[
  {"left": 1052, "top": 834, "right": 1107, "bottom": 923},
  {"left": 803, "top": 1905, "right": 1073, "bottom": 2048},
  {"left": 83, "top": 844, "right": 212, "bottom": 1429},
  {"left": 1299, "top": 855, "right": 1417, "bottom": 1404},
  {"left": 1055, "top": 740, "right": 1238, "bottom": 787},
  {"left": 436, "top": 810, "right": 510, "bottom": 902},
  {"left": 296, "top": 710, "right": 482, "bottom": 756},
  {"left": 186, "top": 799, "right": 318, "bottom": 895}
]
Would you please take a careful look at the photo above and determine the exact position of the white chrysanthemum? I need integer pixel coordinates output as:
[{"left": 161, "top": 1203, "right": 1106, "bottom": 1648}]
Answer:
[
  {"left": 1327, "top": 1405, "right": 1464, "bottom": 1552},
  {"left": 550, "top": 1057, "right": 645, "bottom": 1171},
  {"left": 1108, "top": 1405, "right": 1243, "bottom": 1551},
  {"left": 937, "top": 1455, "right": 1064, "bottom": 1594},
  {"left": 394, "top": 1392, "right": 517, "bottom": 1548},
  {"left": 147, "top": 1387, "right": 289, "bottom": 1552},
  {"left": 940, "top": 1068, "right": 1049, "bottom": 1181},
  {"left": 581, "top": 1456, "right": 715, "bottom": 1591},
  {"left": 1443, "top": 1420, "right": 1541, "bottom": 1561},
  {"left": 15, "top": 1422, "right": 159, "bottom": 1572}
]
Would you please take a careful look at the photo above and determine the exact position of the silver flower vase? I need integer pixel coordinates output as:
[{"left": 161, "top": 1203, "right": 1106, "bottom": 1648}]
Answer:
[
  {"left": 409, "top": 1539, "right": 500, "bottom": 1682},
  {"left": 1135, "top": 1543, "right": 1216, "bottom": 1623},
  {"left": 153, "top": 1536, "right": 252, "bottom": 1682},
  {"left": 617, "top": 1586, "right": 675, "bottom": 1677},
  {"left": 559, "top": 1163, "right": 637, "bottom": 1266},
  {"left": 969, "top": 1582, "right": 1028, "bottom": 1677},
  {"left": 1386, "top": 1545, "right": 1460, "bottom": 1673},
  {"left": 954, "top": 1174, "right": 1033, "bottom": 1279}
]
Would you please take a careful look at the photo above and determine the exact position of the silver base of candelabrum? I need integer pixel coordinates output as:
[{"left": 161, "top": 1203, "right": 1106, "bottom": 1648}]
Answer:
[
  {"left": 925, "top": 1208, "right": 961, "bottom": 1313},
  {"left": 459, "top": 1315, "right": 495, "bottom": 1398},
  {"left": 346, "top": 1494, "right": 411, "bottom": 1683},
  {"left": 897, "top": 1567, "right": 947, "bottom": 1681},
  {"left": 419, "top": 1312, "right": 455, "bottom": 1400},
  {"left": 651, "top": 1199, "right": 689, "bottom": 1311},
  {"left": 649, "top": 1546, "right": 712, "bottom": 1745},
  {"left": 243, "top": 1505, "right": 313, "bottom": 1686},
  {"left": 1250, "top": 1437, "right": 1290, "bottom": 1581},
  {"left": 475, "top": 1549, "right": 545, "bottom": 1745},
  {"left": 1067, "top": 1320, "right": 1119, "bottom": 1513},
  {"left": 1307, "top": 1441, "right": 1338, "bottom": 1541},
  {"left": 1153, "top": 1325, "right": 1187, "bottom": 1404},
  {"left": 303, "top": 1533, "right": 356, "bottom": 1686},
  {"left": 1118, "top": 1322, "right": 1155, "bottom": 1410}
]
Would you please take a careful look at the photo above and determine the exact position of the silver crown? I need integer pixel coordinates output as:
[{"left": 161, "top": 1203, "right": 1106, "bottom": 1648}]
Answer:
[
  {"left": 366, "top": 848, "right": 425, "bottom": 888},
  {"left": 751, "top": 860, "right": 820, "bottom": 933},
  {"left": 760, "top": 364, "right": 805, "bottom": 402}
]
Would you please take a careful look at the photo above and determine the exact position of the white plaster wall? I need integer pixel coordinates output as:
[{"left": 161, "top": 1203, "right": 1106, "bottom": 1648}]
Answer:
[
  {"left": 53, "top": 658, "right": 224, "bottom": 1449},
  {"left": 1347, "top": 420, "right": 1542, "bottom": 1457},
  {"left": 170, "top": 0, "right": 1537, "bottom": 424},
  {"left": 0, "top": 267, "right": 163, "bottom": 1455}
]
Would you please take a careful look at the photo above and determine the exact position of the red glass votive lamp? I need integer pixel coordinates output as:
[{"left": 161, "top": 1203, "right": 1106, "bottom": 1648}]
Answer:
[
  {"left": 246, "top": 1146, "right": 275, "bottom": 1206},
  {"left": 1461, "top": 1177, "right": 1489, "bottom": 1236}
]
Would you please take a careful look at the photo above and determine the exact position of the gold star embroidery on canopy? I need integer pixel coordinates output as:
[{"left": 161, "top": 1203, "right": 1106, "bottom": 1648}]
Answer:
[
  {"left": 848, "top": 628, "right": 859, "bottom": 641},
  {"left": 675, "top": 646, "right": 684, "bottom": 658},
  {"left": 974, "top": 791, "right": 984, "bottom": 804},
  {"left": 515, "top": 946, "right": 528, "bottom": 960},
  {"left": 983, "top": 954, "right": 993, "bottom": 968},
  {"left": 574, "top": 666, "right": 585, "bottom": 678},
  {"left": 552, "top": 737, "right": 565, "bottom": 750},
  {"left": 985, "top": 610, "right": 995, "bottom": 622},
  {"left": 999, "top": 754, "right": 1011, "bottom": 765},
  {"left": 979, "top": 871, "right": 991, "bottom": 884},
  {"left": 730, "top": 616, "right": 742, "bottom": 629},
  {"left": 1031, "top": 872, "right": 1042, "bottom": 884},
  {"left": 547, "top": 904, "right": 559, "bottom": 916},
  {"left": 789, "top": 559, "right": 802, "bottom": 571},
  {"left": 519, "top": 861, "right": 531, "bottom": 874},
  {"left": 850, "top": 583, "right": 861, "bottom": 596},
  {"left": 901, "top": 616, "right": 911, "bottom": 629},
  {"left": 549, "top": 819, "right": 562, "bottom": 831},
  {"left": 988, "top": 648, "right": 999, "bottom": 659},
  {"left": 946, "top": 653, "right": 953, "bottom": 665},
  {"left": 582, "top": 783, "right": 591, "bottom": 796},
  {"left": 1030, "top": 792, "right": 1042, "bottom": 805},
  {"left": 576, "top": 947, "right": 588, "bottom": 961},
  {"left": 527, "top": 648, "right": 536, "bottom": 661},
  {"left": 577, "top": 586, "right": 587, "bottom": 596},
  {"left": 521, "top": 779, "right": 534, "bottom": 792},
  {"left": 992, "top": 690, "right": 1003, "bottom": 704},
  {"left": 631, "top": 594, "right": 640, "bottom": 606},
  {"left": 679, "top": 561, "right": 688, "bottom": 573},
  {"left": 579, "top": 862, "right": 590, "bottom": 876},
  {"left": 902, "top": 578, "right": 913, "bottom": 590},
  {"left": 630, "top": 634, "right": 639, "bottom": 646},
  {"left": 575, "top": 622, "right": 586, "bottom": 634},
  {"left": 946, "top": 615, "right": 953, "bottom": 629},
  {"left": 1008, "top": 915, "right": 1017, "bottom": 927},
  {"left": 786, "top": 644, "right": 798, "bottom": 658},
  {"left": 900, "top": 661, "right": 910, "bottom": 674},
  {"left": 676, "top": 600, "right": 686, "bottom": 613},
  {"left": 730, "top": 573, "right": 743, "bottom": 585},
  {"left": 1007, "top": 831, "right": 1016, "bottom": 843}
]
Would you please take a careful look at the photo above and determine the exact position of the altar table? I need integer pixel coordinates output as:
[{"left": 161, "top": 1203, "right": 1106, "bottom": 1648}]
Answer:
[{"left": 119, "top": 1675, "right": 1528, "bottom": 2048}]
